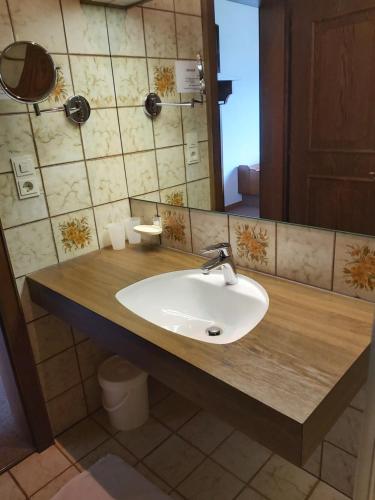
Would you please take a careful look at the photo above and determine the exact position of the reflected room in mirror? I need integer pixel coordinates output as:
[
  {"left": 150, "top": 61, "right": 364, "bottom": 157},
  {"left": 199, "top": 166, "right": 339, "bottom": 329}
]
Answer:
[{"left": 132, "top": 0, "right": 375, "bottom": 238}]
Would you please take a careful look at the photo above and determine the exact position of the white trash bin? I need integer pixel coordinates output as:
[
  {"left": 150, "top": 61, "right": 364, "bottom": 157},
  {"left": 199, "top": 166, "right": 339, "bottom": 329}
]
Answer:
[{"left": 98, "top": 355, "right": 149, "bottom": 431}]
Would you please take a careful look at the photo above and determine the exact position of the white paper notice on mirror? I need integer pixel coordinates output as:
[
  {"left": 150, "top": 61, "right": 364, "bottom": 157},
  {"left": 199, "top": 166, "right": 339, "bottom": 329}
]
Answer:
[{"left": 175, "top": 61, "right": 200, "bottom": 93}]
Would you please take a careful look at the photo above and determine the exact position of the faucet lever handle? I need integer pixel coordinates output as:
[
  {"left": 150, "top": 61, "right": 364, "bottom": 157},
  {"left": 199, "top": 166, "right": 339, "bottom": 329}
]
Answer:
[{"left": 199, "top": 242, "right": 232, "bottom": 256}]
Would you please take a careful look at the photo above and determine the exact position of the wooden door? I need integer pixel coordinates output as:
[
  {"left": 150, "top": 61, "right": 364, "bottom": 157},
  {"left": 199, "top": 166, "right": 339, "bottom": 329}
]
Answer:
[{"left": 289, "top": 0, "right": 375, "bottom": 236}]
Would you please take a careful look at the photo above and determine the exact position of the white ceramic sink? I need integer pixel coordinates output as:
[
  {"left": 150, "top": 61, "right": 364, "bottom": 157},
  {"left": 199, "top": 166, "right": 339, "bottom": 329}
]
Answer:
[{"left": 115, "top": 270, "right": 269, "bottom": 344}]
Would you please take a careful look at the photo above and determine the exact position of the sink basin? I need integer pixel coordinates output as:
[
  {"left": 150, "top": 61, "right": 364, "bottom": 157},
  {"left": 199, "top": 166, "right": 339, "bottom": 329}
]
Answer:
[{"left": 116, "top": 270, "right": 269, "bottom": 344}]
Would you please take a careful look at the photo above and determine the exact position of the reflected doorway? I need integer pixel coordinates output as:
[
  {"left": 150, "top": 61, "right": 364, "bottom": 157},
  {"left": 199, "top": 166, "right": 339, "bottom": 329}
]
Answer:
[{"left": 215, "top": 0, "right": 260, "bottom": 217}]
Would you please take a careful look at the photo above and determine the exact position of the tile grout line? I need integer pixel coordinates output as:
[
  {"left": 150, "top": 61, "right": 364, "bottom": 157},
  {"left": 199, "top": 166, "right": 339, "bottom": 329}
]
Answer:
[
  {"left": 103, "top": 6, "right": 132, "bottom": 213},
  {"left": 60, "top": 0, "right": 102, "bottom": 252},
  {"left": 7, "top": 470, "right": 29, "bottom": 499},
  {"left": 141, "top": 5, "right": 162, "bottom": 203}
]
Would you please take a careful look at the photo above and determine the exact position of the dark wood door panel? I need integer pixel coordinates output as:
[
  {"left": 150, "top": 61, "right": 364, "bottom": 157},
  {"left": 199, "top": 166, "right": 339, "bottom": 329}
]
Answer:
[
  {"left": 307, "top": 175, "right": 375, "bottom": 234},
  {"left": 289, "top": 0, "right": 375, "bottom": 235},
  {"left": 311, "top": 9, "right": 375, "bottom": 153}
]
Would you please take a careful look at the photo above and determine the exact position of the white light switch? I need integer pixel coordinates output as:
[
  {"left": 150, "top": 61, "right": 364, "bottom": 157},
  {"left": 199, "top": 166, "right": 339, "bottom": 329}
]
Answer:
[
  {"left": 11, "top": 155, "right": 40, "bottom": 199},
  {"left": 11, "top": 155, "right": 35, "bottom": 177},
  {"left": 186, "top": 131, "right": 200, "bottom": 165}
]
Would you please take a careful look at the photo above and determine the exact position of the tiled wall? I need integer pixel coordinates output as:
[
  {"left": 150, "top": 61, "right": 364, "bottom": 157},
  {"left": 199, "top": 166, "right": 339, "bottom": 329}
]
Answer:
[
  {"left": 130, "top": 200, "right": 375, "bottom": 302},
  {"left": 130, "top": 198, "right": 375, "bottom": 498},
  {"left": 0, "top": 0, "right": 209, "bottom": 436}
]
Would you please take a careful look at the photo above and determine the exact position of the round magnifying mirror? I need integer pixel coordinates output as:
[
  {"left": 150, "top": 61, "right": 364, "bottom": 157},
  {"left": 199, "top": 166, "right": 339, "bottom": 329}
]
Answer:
[{"left": 0, "top": 41, "right": 56, "bottom": 104}]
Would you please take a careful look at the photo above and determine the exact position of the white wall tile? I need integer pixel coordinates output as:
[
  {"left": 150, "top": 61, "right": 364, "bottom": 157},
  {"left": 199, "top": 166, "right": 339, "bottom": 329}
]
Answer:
[
  {"left": 107, "top": 7, "right": 145, "bottom": 57},
  {"left": 42, "top": 162, "right": 91, "bottom": 216},
  {"left": 93, "top": 199, "right": 130, "bottom": 248},
  {"left": 0, "top": 114, "right": 37, "bottom": 173},
  {"left": 112, "top": 57, "right": 149, "bottom": 106},
  {"left": 8, "top": 0, "right": 66, "bottom": 52},
  {"left": 0, "top": 0, "right": 14, "bottom": 48},
  {"left": 61, "top": 0, "right": 109, "bottom": 54},
  {"left": 144, "top": 9, "right": 177, "bottom": 58},
  {"left": 119, "top": 107, "right": 154, "bottom": 153},
  {"left": 81, "top": 109, "right": 122, "bottom": 159},
  {"left": 87, "top": 156, "right": 127, "bottom": 206},
  {"left": 5, "top": 220, "right": 58, "bottom": 277},
  {"left": 124, "top": 151, "right": 158, "bottom": 197},
  {"left": 70, "top": 56, "right": 116, "bottom": 108},
  {"left": 0, "top": 171, "right": 48, "bottom": 228},
  {"left": 31, "top": 112, "right": 83, "bottom": 166}
]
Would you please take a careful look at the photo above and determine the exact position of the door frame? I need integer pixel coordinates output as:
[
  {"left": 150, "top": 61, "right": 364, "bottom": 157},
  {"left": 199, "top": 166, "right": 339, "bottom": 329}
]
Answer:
[
  {"left": 0, "top": 227, "right": 53, "bottom": 454},
  {"left": 202, "top": 0, "right": 225, "bottom": 211},
  {"left": 201, "top": 0, "right": 289, "bottom": 218}
]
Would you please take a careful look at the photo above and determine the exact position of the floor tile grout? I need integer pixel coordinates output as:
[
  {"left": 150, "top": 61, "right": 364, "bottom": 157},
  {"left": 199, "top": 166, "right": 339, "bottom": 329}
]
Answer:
[
  {"left": 1, "top": 390, "right": 356, "bottom": 500},
  {"left": 7, "top": 469, "right": 29, "bottom": 498}
]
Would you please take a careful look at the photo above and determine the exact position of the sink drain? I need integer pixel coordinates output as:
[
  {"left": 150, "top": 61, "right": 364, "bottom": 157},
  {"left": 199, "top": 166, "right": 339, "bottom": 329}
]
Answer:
[{"left": 206, "top": 326, "right": 222, "bottom": 337}]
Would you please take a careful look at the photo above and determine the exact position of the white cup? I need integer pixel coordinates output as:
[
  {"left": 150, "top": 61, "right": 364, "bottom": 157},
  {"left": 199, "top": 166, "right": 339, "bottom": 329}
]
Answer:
[
  {"left": 125, "top": 217, "right": 141, "bottom": 244},
  {"left": 106, "top": 222, "right": 126, "bottom": 250}
]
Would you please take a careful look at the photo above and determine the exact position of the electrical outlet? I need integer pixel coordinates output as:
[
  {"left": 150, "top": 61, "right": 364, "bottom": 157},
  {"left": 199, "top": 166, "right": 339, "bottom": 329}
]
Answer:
[
  {"left": 11, "top": 154, "right": 40, "bottom": 199},
  {"left": 185, "top": 131, "right": 200, "bottom": 165},
  {"left": 17, "top": 175, "right": 40, "bottom": 199}
]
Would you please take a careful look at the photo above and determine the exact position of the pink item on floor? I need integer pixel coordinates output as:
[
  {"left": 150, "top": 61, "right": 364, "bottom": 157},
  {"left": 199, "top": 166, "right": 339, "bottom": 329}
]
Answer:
[{"left": 52, "top": 454, "right": 170, "bottom": 500}]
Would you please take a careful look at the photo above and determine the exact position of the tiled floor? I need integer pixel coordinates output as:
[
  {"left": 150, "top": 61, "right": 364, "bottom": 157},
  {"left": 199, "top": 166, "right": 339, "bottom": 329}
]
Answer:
[
  {"left": 0, "top": 374, "right": 33, "bottom": 472},
  {"left": 0, "top": 381, "right": 351, "bottom": 500}
]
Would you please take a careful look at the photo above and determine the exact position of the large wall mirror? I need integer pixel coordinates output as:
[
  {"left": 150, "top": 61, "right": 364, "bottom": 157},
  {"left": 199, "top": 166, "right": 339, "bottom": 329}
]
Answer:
[{"left": 133, "top": 0, "right": 375, "bottom": 238}]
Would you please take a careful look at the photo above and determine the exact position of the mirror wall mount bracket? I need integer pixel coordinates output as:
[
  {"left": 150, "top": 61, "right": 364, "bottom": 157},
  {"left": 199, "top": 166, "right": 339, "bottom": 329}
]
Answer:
[
  {"left": 144, "top": 92, "right": 204, "bottom": 119},
  {"left": 144, "top": 53, "right": 205, "bottom": 119},
  {"left": 33, "top": 95, "right": 91, "bottom": 124}
]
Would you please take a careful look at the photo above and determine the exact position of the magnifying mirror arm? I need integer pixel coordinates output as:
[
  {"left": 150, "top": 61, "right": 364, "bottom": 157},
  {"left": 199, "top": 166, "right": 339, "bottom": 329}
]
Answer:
[
  {"left": 156, "top": 96, "right": 204, "bottom": 108},
  {"left": 144, "top": 93, "right": 204, "bottom": 118},
  {"left": 33, "top": 95, "right": 91, "bottom": 124}
]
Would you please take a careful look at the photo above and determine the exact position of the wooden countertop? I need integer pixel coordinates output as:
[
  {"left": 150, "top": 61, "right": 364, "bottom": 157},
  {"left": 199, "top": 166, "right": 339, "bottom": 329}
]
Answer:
[{"left": 27, "top": 246, "right": 374, "bottom": 465}]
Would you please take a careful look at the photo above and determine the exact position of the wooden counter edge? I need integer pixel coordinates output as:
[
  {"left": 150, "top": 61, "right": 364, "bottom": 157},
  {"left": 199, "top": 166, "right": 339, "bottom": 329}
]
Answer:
[{"left": 28, "top": 277, "right": 305, "bottom": 465}]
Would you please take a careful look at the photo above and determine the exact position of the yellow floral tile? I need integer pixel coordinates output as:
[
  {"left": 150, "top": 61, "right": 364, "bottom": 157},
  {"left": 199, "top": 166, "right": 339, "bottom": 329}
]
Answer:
[
  {"left": 51, "top": 209, "right": 99, "bottom": 262},
  {"left": 158, "top": 204, "right": 192, "bottom": 252},
  {"left": 160, "top": 185, "right": 187, "bottom": 207},
  {"left": 147, "top": 59, "right": 178, "bottom": 103},
  {"left": 229, "top": 216, "right": 276, "bottom": 275},
  {"left": 333, "top": 232, "right": 375, "bottom": 302}
]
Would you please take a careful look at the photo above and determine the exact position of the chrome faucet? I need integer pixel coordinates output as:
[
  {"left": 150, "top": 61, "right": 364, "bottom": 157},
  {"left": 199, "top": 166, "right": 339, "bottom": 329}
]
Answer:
[{"left": 200, "top": 243, "right": 238, "bottom": 285}]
